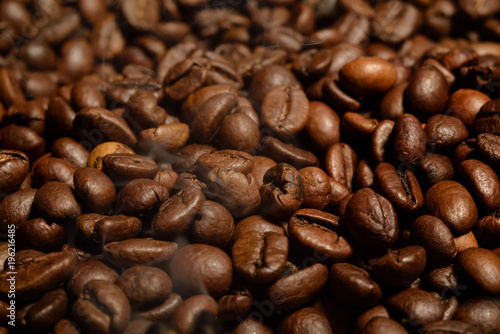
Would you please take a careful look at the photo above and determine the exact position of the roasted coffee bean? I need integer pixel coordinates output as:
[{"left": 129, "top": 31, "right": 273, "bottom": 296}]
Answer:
[
  {"left": 217, "top": 285, "right": 253, "bottom": 322},
  {"left": 32, "top": 182, "right": 82, "bottom": 223},
  {"left": 233, "top": 215, "right": 285, "bottom": 241},
  {"left": 171, "top": 295, "right": 218, "bottom": 334},
  {"left": 411, "top": 215, "right": 457, "bottom": 265},
  {"left": 329, "top": 263, "right": 382, "bottom": 308},
  {"left": 474, "top": 99, "right": 500, "bottom": 135},
  {"left": 153, "top": 186, "right": 205, "bottom": 240},
  {"left": 249, "top": 65, "right": 297, "bottom": 107},
  {"left": 232, "top": 231, "right": 288, "bottom": 284},
  {"left": 0, "top": 150, "right": 29, "bottom": 195},
  {"left": 425, "top": 180, "right": 478, "bottom": 235},
  {"left": 345, "top": 188, "right": 399, "bottom": 251},
  {"left": 277, "top": 307, "right": 333, "bottom": 334},
  {"left": 102, "top": 153, "right": 159, "bottom": 183},
  {"left": 104, "top": 238, "right": 177, "bottom": 269},
  {"left": 74, "top": 107, "right": 137, "bottom": 148},
  {"left": 18, "top": 288, "right": 67, "bottom": 334},
  {"left": 260, "top": 163, "right": 304, "bottom": 219},
  {"left": 68, "top": 260, "right": 119, "bottom": 297},
  {"left": 453, "top": 297, "right": 500, "bottom": 333},
  {"left": 0, "top": 188, "right": 36, "bottom": 232},
  {"left": 425, "top": 114, "right": 469, "bottom": 153},
  {"left": 476, "top": 133, "right": 500, "bottom": 169},
  {"left": 459, "top": 159, "right": 500, "bottom": 212},
  {"left": 299, "top": 167, "right": 332, "bottom": 210},
  {"left": 214, "top": 112, "right": 260, "bottom": 153},
  {"left": 371, "top": 1, "right": 422, "bottom": 44},
  {"left": 76, "top": 213, "right": 142, "bottom": 246},
  {"left": 115, "top": 179, "right": 169, "bottom": 215},
  {"left": 373, "top": 162, "right": 424, "bottom": 213},
  {"left": 51, "top": 137, "right": 90, "bottom": 169},
  {"left": 260, "top": 136, "right": 320, "bottom": 170},
  {"left": 339, "top": 57, "right": 397, "bottom": 98},
  {"left": 17, "top": 218, "right": 65, "bottom": 252},
  {"left": 0, "top": 125, "right": 45, "bottom": 161},
  {"left": 475, "top": 211, "right": 500, "bottom": 244},
  {"left": 260, "top": 85, "right": 309, "bottom": 141},
  {"left": 7, "top": 100, "right": 46, "bottom": 135},
  {"left": 266, "top": 263, "right": 328, "bottom": 312},
  {"left": 117, "top": 266, "right": 172, "bottom": 308},
  {"left": 324, "top": 143, "right": 357, "bottom": 191},
  {"left": 135, "top": 292, "right": 182, "bottom": 322},
  {"left": 32, "top": 156, "right": 77, "bottom": 188},
  {"left": 391, "top": 113, "right": 426, "bottom": 166},
  {"left": 448, "top": 89, "right": 491, "bottom": 130},
  {"left": 458, "top": 248, "right": 500, "bottom": 295},
  {"left": 304, "top": 101, "right": 340, "bottom": 151},
  {"left": 372, "top": 246, "right": 427, "bottom": 288},
  {"left": 422, "top": 320, "right": 484, "bottom": 334},
  {"left": 72, "top": 280, "right": 131, "bottom": 334},
  {"left": 169, "top": 244, "right": 232, "bottom": 298},
  {"left": 191, "top": 200, "right": 234, "bottom": 249},
  {"left": 370, "top": 120, "right": 395, "bottom": 164},
  {"left": 288, "top": 208, "right": 353, "bottom": 263},
  {"left": 137, "top": 123, "right": 190, "bottom": 153},
  {"left": 74, "top": 167, "right": 116, "bottom": 214},
  {"left": 405, "top": 66, "right": 449, "bottom": 121},
  {"left": 362, "top": 317, "right": 408, "bottom": 334},
  {"left": 251, "top": 156, "right": 277, "bottom": 189},
  {"left": 0, "top": 251, "right": 76, "bottom": 303},
  {"left": 387, "top": 288, "right": 444, "bottom": 328},
  {"left": 88, "top": 142, "right": 135, "bottom": 170},
  {"left": 342, "top": 112, "right": 379, "bottom": 145},
  {"left": 380, "top": 83, "right": 407, "bottom": 121},
  {"left": 195, "top": 150, "right": 254, "bottom": 180},
  {"left": 418, "top": 153, "right": 455, "bottom": 188}
]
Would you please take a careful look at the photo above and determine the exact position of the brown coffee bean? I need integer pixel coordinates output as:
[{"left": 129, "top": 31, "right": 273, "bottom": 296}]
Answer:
[
  {"left": 459, "top": 159, "right": 500, "bottom": 212},
  {"left": 305, "top": 101, "right": 340, "bottom": 151},
  {"left": 345, "top": 188, "right": 399, "bottom": 251},
  {"left": 51, "top": 137, "right": 90, "bottom": 169},
  {"left": 71, "top": 81, "right": 106, "bottom": 110},
  {"left": 475, "top": 99, "right": 500, "bottom": 135},
  {"left": 102, "top": 153, "right": 158, "bottom": 183},
  {"left": 214, "top": 112, "right": 260, "bottom": 153},
  {"left": 373, "top": 162, "right": 424, "bottom": 213},
  {"left": 191, "top": 200, "right": 234, "bottom": 249},
  {"left": 74, "top": 167, "right": 116, "bottom": 214},
  {"left": 425, "top": 180, "right": 478, "bottom": 235},
  {"left": 299, "top": 167, "right": 332, "bottom": 210},
  {"left": 46, "top": 97, "right": 77, "bottom": 138},
  {"left": 372, "top": 246, "right": 427, "bottom": 288},
  {"left": 422, "top": 320, "right": 484, "bottom": 334},
  {"left": 329, "top": 263, "right": 382, "bottom": 308},
  {"left": 324, "top": 143, "right": 357, "bottom": 191},
  {"left": 0, "top": 251, "right": 76, "bottom": 303},
  {"left": 88, "top": 142, "right": 135, "bottom": 170},
  {"left": 476, "top": 133, "right": 500, "bottom": 169},
  {"left": 17, "top": 218, "right": 65, "bottom": 252},
  {"left": 32, "top": 182, "right": 82, "bottom": 223},
  {"left": 233, "top": 215, "right": 285, "bottom": 241},
  {"left": 380, "top": 83, "right": 407, "bottom": 121},
  {"left": 339, "top": 57, "right": 397, "bottom": 98},
  {"left": 260, "top": 136, "right": 320, "bottom": 170},
  {"left": 74, "top": 107, "right": 137, "bottom": 148},
  {"left": 117, "top": 266, "right": 171, "bottom": 307},
  {"left": 217, "top": 285, "right": 253, "bottom": 322},
  {"left": 18, "top": 288, "right": 67, "bottom": 333},
  {"left": 0, "top": 68, "right": 25, "bottom": 107},
  {"left": 277, "top": 307, "right": 333, "bottom": 334},
  {"left": 249, "top": 65, "right": 297, "bottom": 106},
  {"left": 448, "top": 89, "right": 491, "bottom": 130},
  {"left": 171, "top": 295, "right": 218, "bottom": 334},
  {"left": 458, "top": 247, "right": 500, "bottom": 295},
  {"left": 0, "top": 124, "right": 45, "bottom": 161},
  {"left": 418, "top": 153, "right": 455, "bottom": 188},
  {"left": 169, "top": 244, "right": 232, "bottom": 298},
  {"left": 72, "top": 280, "right": 131, "bottom": 334},
  {"left": 32, "top": 156, "right": 77, "bottom": 188},
  {"left": 195, "top": 150, "right": 254, "bottom": 180},
  {"left": 387, "top": 288, "right": 444, "bottom": 327},
  {"left": 391, "top": 113, "right": 426, "bottom": 166},
  {"left": 371, "top": 1, "right": 422, "bottom": 44},
  {"left": 104, "top": 238, "right": 177, "bottom": 269},
  {"left": 405, "top": 66, "right": 449, "bottom": 121},
  {"left": 137, "top": 123, "right": 190, "bottom": 152},
  {"left": 411, "top": 215, "right": 457, "bottom": 265},
  {"left": 136, "top": 292, "right": 182, "bottom": 322},
  {"left": 261, "top": 85, "right": 309, "bottom": 140},
  {"left": 0, "top": 188, "right": 36, "bottom": 232},
  {"left": 0, "top": 150, "right": 29, "bottom": 195},
  {"left": 475, "top": 211, "right": 500, "bottom": 244},
  {"left": 288, "top": 208, "right": 353, "bottom": 263},
  {"left": 266, "top": 263, "right": 328, "bottom": 312},
  {"left": 425, "top": 114, "right": 469, "bottom": 153},
  {"left": 68, "top": 260, "right": 119, "bottom": 297},
  {"left": 362, "top": 317, "right": 408, "bottom": 334},
  {"left": 453, "top": 297, "right": 500, "bottom": 334},
  {"left": 354, "top": 305, "right": 390, "bottom": 333},
  {"left": 260, "top": 163, "right": 304, "bottom": 219},
  {"left": 115, "top": 179, "right": 168, "bottom": 215},
  {"left": 370, "top": 120, "right": 395, "bottom": 164}
]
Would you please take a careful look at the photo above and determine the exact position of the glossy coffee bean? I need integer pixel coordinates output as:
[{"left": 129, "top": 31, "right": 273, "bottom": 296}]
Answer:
[
  {"left": 18, "top": 288, "right": 67, "bottom": 333},
  {"left": 411, "top": 215, "right": 457, "bottom": 265},
  {"left": 0, "top": 188, "right": 36, "bottom": 232},
  {"left": 117, "top": 266, "right": 172, "bottom": 307},
  {"left": 32, "top": 182, "right": 82, "bottom": 223},
  {"left": 102, "top": 153, "right": 159, "bottom": 182},
  {"left": 171, "top": 295, "right": 218, "bottom": 334},
  {"left": 232, "top": 231, "right": 288, "bottom": 284},
  {"left": 169, "top": 244, "right": 232, "bottom": 298},
  {"left": 372, "top": 246, "right": 427, "bottom": 288},
  {"left": 474, "top": 99, "right": 500, "bottom": 136},
  {"left": 17, "top": 218, "right": 65, "bottom": 252},
  {"left": 476, "top": 133, "right": 500, "bottom": 169},
  {"left": 391, "top": 113, "right": 426, "bottom": 166},
  {"left": 425, "top": 181, "right": 478, "bottom": 235},
  {"left": 114, "top": 179, "right": 169, "bottom": 215},
  {"left": 191, "top": 200, "right": 234, "bottom": 249},
  {"left": 418, "top": 153, "right": 455, "bottom": 188},
  {"left": 458, "top": 247, "right": 500, "bottom": 295},
  {"left": 386, "top": 288, "right": 444, "bottom": 327},
  {"left": 373, "top": 162, "right": 424, "bottom": 213},
  {"left": 217, "top": 285, "right": 253, "bottom": 322},
  {"left": 299, "top": 167, "right": 332, "bottom": 210},
  {"left": 345, "top": 188, "right": 398, "bottom": 251},
  {"left": 51, "top": 137, "right": 90, "bottom": 169},
  {"left": 453, "top": 297, "right": 500, "bottom": 334},
  {"left": 74, "top": 167, "right": 116, "bottom": 214},
  {"left": 277, "top": 307, "right": 333, "bottom": 334},
  {"left": 458, "top": 159, "right": 500, "bottom": 212},
  {"left": 422, "top": 320, "right": 484, "bottom": 334},
  {"left": 448, "top": 88, "right": 491, "bottom": 130},
  {"left": 362, "top": 317, "right": 408, "bottom": 334},
  {"left": 72, "top": 280, "right": 131, "bottom": 334},
  {"left": 260, "top": 163, "right": 304, "bottom": 219},
  {"left": 87, "top": 142, "right": 135, "bottom": 170},
  {"left": 425, "top": 114, "right": 469, "bottom": 153},
  {"left": 339, "top": 57, "right": 397, "bottom": 98},
  {"left": 305, "top": 101, "right": 340, "bottom": 151},
  {"left": 324, "top": 143, "right": 357, "bottom": 191},
  {"left": 288, "top": 208, "right": 353, "bottom": 263},
  {"left": 32, "top": 156, "right": 77, "bottom": 188},
  {"left": 68, "top": 260, "right": 119, "bottom": 297},
  {"left": 0, "top": 150, "right": 29, "bottom": 195},
  {"left": 329, "top": 263, "right": 382, "bottom": 308}
]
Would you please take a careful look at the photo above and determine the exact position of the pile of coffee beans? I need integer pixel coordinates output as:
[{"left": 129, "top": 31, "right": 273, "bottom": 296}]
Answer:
[{"left": 1, "top": 0, "right": 500, "bottom": 333}]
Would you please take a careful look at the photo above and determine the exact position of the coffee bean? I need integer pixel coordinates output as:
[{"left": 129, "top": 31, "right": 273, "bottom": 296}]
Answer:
[
  {"left": 277, "top": 307, "right": 333, "bottom": 334},
  {"left": 260, "top": 136, "right": 320, "bottom": 170},
  {"left": 51, "top": 137, "right": 90, "bottom": 169},
  {"left": 0, "top": 188, "right": 36, "bottom": 232},
  {"left": 425, "top": 114, "right": 469, "bottom": 153},
  {"left": 102, "top": 153, "right": 160, "bottom": 184},
  {"left": 459, "top": 159, "right": 500, "bottom": 211},
  {"left": 324, "top": 143, "right": 357, "bottom": 191},
  {"left": 345, "top": 188, "right": 399, "bottom": 251},
  {"left": 67, "top": 260, "right": 118, "bottom": 297},
  {"left": 425, "top": 180, "right": 478, "bottom": 235},
  {"left": 18, "top": 288, "right": 67, "bottom": 333},
  {"left": 217, "top": 285, "right": 253, "bottom": 322},
  {"left": 115, "top": 179, "right": 169, "bottom": 215},
  {"left": 391, "top": 113, "right": 426, "bottom": 166},
  {"left": 0, "top": 150, "right": 29, "bottom": 195},
  {"left": 104, "top": 238, "right": 177, "bottom": 269},
  {"left": 17, "top": 218, "right": 65, "bottom": 252},
  {"left": 411, "top": 215, "right": 457, "bottom": 265},
  {"left": 458, "top": 248, "right": 500, "bottom": 295},
  {"left": 171, "top": 295, "right": 218, "bottom": 334},
  {"left": 453, "top": 297, "right": 500, "bottom": 333},
  {"left": 32, "top": 182, "right": 82, "bottom": 223},
  {"left": 191, "top": 200, "right": 234, "bottom": 249},
  {"left": 74, "top": 167, "right": 116, "bottom": 214}
]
